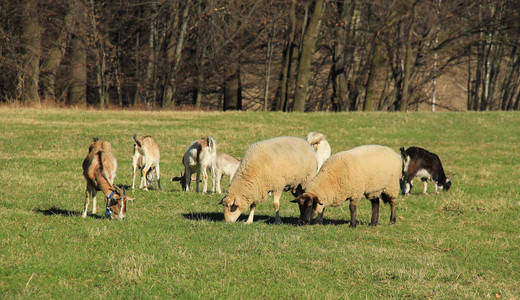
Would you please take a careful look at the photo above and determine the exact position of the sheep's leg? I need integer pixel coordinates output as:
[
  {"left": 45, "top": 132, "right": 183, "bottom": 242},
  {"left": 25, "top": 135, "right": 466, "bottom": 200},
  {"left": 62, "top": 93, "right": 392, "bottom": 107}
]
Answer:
[
  {"left": 155, "top": 164, "right": 161, "bottom": 190},
  {"left": 82, "top": 187, "right": 90, "bottom": 218},
  {"left": 273, "top": 190, "right": 283, "bottom": 224},
  {"left": 246, "top": 203, "right": 256, "bottom": 224},
  {"left": 422, "top": 178, "right": 428, "bottom": 194},
  {"left": 370, "top": 198, "right": 380, "bottom": 226},
  {"left": 349, "top": 199, "right": 359, "bottom": 228}
]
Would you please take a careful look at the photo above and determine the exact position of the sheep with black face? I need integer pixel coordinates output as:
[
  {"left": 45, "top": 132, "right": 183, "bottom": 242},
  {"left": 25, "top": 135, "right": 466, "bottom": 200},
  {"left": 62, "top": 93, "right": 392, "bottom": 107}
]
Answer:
[{"left": 292, "top": 145, "right": 402, "bottom": 227}]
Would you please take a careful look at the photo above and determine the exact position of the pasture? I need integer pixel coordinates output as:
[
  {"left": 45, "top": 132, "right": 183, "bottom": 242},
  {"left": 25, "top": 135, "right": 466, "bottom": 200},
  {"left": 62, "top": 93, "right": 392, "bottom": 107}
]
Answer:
[{"left": 0, "top": 108, "right": 519, "bottom": 299}]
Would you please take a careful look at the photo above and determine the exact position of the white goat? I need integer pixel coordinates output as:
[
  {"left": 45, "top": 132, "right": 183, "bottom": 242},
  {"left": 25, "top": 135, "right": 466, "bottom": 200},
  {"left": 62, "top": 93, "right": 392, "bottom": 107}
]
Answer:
[
  {"left": 172, "top": 137, "right": 217, "bottom": 193},
  {"left": 306, "top": 132, "right": 331, "bottom": 170},
  {"left": 132, "top": 134, "right": 161, "bottom": 190},
  {"left": 214, "top": 152, "right": 240, "bottom": 194},
  {"left": 82, "top": 138, "right": 132, "bottom": 219}
]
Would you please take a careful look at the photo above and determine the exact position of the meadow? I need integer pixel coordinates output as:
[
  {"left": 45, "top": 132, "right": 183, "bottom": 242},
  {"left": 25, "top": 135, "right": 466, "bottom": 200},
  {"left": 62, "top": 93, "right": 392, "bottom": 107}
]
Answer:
[{"left": 0, "top": 108, "right": 519, "bottom": 299}]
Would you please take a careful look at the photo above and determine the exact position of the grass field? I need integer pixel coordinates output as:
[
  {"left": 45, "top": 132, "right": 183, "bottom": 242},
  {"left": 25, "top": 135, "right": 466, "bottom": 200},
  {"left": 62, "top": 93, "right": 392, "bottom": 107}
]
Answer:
[{"left": 0, "top": 108, "right": 519, "bottom": 299}]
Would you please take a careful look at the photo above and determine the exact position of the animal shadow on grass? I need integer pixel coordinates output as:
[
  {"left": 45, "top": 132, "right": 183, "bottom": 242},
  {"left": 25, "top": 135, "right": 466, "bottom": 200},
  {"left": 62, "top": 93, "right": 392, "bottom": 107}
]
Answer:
[
  {"left": 35, "top": 207, "right": 104, "bottom": 219},
  {"left": 182, "top": 212, "right": 352, "bottom": 226}
]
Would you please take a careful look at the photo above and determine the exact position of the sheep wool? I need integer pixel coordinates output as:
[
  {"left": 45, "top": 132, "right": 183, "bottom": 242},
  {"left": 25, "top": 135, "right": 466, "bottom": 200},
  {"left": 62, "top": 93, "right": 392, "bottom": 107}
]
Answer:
[
  {"left": 295, "top": 145, "right": 402, "bottom": 227},
  {"left": 223, "top": 136, "right": 318, "bottom": 224}
]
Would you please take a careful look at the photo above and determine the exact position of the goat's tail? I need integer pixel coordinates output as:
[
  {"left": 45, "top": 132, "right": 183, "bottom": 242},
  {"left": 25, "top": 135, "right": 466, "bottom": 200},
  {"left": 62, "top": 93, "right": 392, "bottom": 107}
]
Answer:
[
  {"left": 306, "top": 132, "right": 326, "bottom": 146},
  {"left": 207, "top": 137, "right": 217, "bottom": 153},
  {"left": 133, "top": 134, "right": 142, "bottom": 148}
]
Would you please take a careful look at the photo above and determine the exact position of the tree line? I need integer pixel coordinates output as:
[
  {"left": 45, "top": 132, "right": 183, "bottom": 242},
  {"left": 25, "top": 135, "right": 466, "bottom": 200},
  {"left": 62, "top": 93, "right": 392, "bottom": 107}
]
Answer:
[{"left": 1, "top": 0, "right": 520, "bottom": 111}]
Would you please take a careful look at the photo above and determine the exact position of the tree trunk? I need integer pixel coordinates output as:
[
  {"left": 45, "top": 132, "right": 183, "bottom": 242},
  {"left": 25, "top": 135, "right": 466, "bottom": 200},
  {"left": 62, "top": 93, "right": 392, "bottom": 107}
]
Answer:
[
  {"left": 68, "top": 0, "right": 88, "bottom": 106},
  {"left": 20, "top": 0, "right": 41, "bottom": 105},
  {"left": 162, "top": 2, "right": 189, "bottom": 108},
  {"left": 223, "top": 62, "right": 242, "bottom": 111},
  {"left": 400, "top": 4, "right": 416, "bottom": 112},
  {"left": 293, "top": 0, "right": 325, "bottom": 112},
  {"left": 275, "top": 0, "right": 296, "bottom": 111},
  {"left": 40, "top": 13, "right": 71, "bottom": 101}
]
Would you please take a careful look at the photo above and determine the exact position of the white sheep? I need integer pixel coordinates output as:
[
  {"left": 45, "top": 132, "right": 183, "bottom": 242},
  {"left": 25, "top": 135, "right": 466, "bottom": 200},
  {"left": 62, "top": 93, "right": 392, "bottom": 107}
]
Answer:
[
  {"left": 132, "top": 134, "right": 161, "bottom": 190},
  {"left": 82, "top": 138, "right": 132, "bottom": 219},
  {"left": 220, "top": 136, "right": 318, "bottom": 224},
  {"left": 306, "top": 131, "right": 331, "bottom": 170},
  {"left": 214, "top": 152, "right": 240, "bottom": 194},
  {"left": 172, "top": 137, "right": 217, "bottom": 193},
  {"left": 291, "top": 145, "right": 402, "bottom": 227}
]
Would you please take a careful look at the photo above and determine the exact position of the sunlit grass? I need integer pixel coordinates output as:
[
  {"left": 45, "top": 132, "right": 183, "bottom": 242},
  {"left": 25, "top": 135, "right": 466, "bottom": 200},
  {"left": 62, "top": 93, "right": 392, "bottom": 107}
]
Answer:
[{"left": 0, "top": 108, "right": 519, "bottom": 298}]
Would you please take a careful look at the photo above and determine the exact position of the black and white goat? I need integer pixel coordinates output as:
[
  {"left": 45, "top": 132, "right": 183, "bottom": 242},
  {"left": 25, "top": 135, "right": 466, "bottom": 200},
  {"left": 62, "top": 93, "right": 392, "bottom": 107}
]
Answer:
[
  {"left": 400, "top": 146, "right": 452, "bottom": 195},
  {"left": 172, "top": 137, "right": 217, "bottom": 193}
]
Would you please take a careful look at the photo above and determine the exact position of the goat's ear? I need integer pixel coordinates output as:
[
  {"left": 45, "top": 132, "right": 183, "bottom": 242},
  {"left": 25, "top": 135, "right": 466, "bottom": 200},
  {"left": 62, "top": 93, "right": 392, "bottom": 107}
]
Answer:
[{"left": 400, "top": 147, "right": 406, "bottom": 158}]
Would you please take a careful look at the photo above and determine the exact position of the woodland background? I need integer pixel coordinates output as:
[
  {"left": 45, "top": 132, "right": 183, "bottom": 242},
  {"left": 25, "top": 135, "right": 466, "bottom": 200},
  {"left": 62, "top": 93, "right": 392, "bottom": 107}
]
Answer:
[{"left": 1, "top": 0, "right": 520, "bottom": 111}]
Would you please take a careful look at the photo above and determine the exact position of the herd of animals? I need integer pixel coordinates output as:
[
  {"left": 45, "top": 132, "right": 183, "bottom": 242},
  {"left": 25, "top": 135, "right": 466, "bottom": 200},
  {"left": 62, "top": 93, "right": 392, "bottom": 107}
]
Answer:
[{"left": 81, "top": 133, "right": 452, "bottom": 225}]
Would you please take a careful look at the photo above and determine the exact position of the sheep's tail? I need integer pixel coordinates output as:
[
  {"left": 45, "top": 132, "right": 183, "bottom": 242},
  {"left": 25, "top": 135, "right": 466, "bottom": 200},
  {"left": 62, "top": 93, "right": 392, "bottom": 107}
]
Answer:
[
  {"left": 306, "top": 132, "right": 326, "bottom": 146},
  {"left": 133, "top": 134, "right": 142, "bottom": 148}
]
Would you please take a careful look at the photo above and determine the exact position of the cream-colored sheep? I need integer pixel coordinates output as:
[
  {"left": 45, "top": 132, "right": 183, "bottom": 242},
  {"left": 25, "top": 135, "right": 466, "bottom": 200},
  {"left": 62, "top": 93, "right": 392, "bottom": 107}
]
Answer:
[
  {"left": 306, "top": 132, "right": 331, "bottom": 170},
  {"left": 291, "top": 145, "right": 402, "bottom": 227},
  {"left": 221, "top": 136, "right": 318, "bottom": 224}
]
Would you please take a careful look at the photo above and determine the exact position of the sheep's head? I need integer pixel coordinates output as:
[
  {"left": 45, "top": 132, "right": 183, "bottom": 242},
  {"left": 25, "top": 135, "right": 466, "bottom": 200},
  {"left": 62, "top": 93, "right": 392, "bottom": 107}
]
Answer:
[
  {"left": 220, "top": 195, "right": 245, "bottom": 223},
  {"left": 291, "top": 192, "right": 322, "bottom": 225},
  {"left": 106, "top": 186, "right": 133, "bottom": 220}
]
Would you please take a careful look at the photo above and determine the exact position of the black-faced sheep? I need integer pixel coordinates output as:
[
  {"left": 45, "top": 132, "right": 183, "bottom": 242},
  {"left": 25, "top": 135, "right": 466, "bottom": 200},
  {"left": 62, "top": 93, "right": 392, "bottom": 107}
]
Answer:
[
  {"left": 220, "top": 136, "right": 318, "bottom": 224},
  {"left": 400, "top": 146, "right": 451, "bottom": 195},
  {"left": 291, "top": 145, "right": 402, "bottom": 227},
  {"left": 306, "top": 132, "right": 331, "bottom": 170},
  {"left": 132, "top": 134, "right": 161, "bottom": 190},
  {"left": 82, "top": 138, "right": 133, "bottom": 219}
]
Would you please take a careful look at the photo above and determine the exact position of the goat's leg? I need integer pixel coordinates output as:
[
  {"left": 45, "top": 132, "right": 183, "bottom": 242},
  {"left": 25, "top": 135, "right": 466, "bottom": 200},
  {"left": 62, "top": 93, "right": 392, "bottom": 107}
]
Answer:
[
  {"left": 132, "top": 165, "right": 137, "bottom": 190},
  {"left": 195, "top": 171, "right": 201, "bottom": 193},
  {"left": 273, "top": 190, "right": 283, "bottom": 224},
  {"left": 141, "top": 163, "right": 152, "bottom": 191},
  {"left": 211, "top": 165, "right": 216, "bottom": 193},
  {"left": 184, "top": 169, "right": 191, "bottom": 192},
  {"left": 246, "top": 203, "right": 256, "bottom": 224},
  {"left": 422, "top": 178, "right": 428, "bottom": 194},
  {"left": 201, "top": 167, "right": 208, "bottom": 193},
  {"left": 82, "top": 187, "right": 90, "bottom": 218},
  {"left": 92, "top": 191, "right": 97, "bottom": 215},
  {"left": 216, "top": 170, "right": 222, "bottom": 194},
  {"left": 155, "top": 164, "right": 161, "bottom": 190}
]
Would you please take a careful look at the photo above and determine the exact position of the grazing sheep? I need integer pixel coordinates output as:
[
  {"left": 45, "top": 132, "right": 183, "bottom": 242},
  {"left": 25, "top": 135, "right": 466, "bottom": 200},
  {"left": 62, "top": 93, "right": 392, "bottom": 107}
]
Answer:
[
  {"left": 220, "top": 136, "right": 318, "bottom": 224},
  {"left": 400, "top": 146, "right": 451, "bottom": 195},
  {"left": 172, "top": 137, "right": 217, "bottom": 193},
  {"left": 132, "top": 134, "right": 161, "bottom": 190},
  {"left": 82, "top": 138, "right": 132, "bottom": 219},
  {"left": 214, "top": 152, "right": 240, "bottom": 194},
  {"left": 306, "top": 132, "right": 331, "bottom": 170},
  {"left": 291, "top": 145, "right": 402, "bottom": 227}
]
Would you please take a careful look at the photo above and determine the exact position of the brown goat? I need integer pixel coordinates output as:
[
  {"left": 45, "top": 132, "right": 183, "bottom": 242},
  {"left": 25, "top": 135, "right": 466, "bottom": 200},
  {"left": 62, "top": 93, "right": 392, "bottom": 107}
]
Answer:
[{"left": 82, "top": 138, "right": 132, "bottom": 219}]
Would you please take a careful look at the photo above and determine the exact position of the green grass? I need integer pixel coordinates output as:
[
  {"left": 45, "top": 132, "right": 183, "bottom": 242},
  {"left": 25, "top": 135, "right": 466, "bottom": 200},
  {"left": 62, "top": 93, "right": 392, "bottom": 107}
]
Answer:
[{"left": 0, "top": 108, "right": 519, "bottom": 299}]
